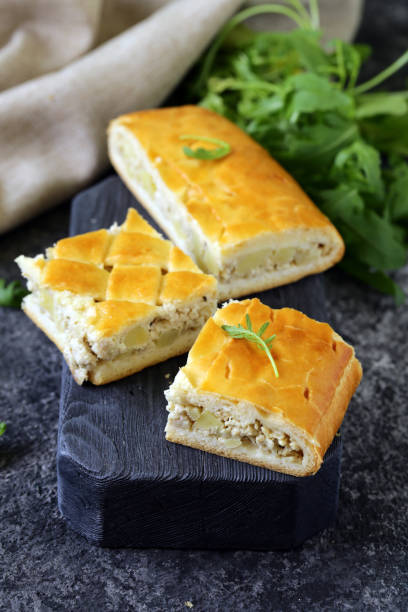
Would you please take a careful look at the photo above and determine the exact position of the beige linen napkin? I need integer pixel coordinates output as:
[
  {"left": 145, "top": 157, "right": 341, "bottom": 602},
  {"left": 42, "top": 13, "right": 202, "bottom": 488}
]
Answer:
[{"left": 0, "top": 0, "right": 244, "bottom": 233}]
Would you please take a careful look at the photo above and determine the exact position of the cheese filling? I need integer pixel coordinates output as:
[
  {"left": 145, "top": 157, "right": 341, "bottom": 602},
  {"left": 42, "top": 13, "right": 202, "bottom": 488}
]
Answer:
[{"left": 167, "top": 402, "right": 303, "bottom": 463}]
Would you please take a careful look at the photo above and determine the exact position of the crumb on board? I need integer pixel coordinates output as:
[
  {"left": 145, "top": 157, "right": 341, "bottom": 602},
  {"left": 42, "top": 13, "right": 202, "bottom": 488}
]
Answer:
[
  {"left": 185, "top": 602, "right": 194, "bottom": 609},
  {"left": 165, "top": 373, "right": 171, "bottom": 379}
]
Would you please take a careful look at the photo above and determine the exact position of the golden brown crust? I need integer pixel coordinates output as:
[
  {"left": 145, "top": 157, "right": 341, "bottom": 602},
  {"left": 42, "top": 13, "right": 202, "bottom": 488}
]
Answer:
[
  {"left": 160, "top": 271, "right": 216, "bottom": 303},
  {"left": 168, "top": 246, "right": 201, "bottom": 273},
  {"left": 121, "top": 208, "right": 160, "bottom": 236},
  {"left": 105, "top": 232, "right": 171, "bottom": 268},
  {"left": 53, "top": 229, "right": 112, "bottom": 264},
  {"left": 313, "top": 348, "right": 363, "bottom": 458},
  {"left": 109, "top": 105, "right": 345, "bottom": 251},
  {"left": 179, "top": 298, "right": 362, "bottom": 461},
  {"left": 42, "top": 259, "right": 109, "bottom": 300},
  {"left": 106, "top": 265, "right": 162, "bottom": 304}
]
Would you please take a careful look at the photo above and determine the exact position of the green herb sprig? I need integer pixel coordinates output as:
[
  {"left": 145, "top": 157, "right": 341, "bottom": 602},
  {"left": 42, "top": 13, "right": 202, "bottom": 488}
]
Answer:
[
  {"left": 0, "top": 422, "right": 6, "bottom": 437},
  {"left": 0, "top": 279, "right": 29, "bottom": 308},
  {"left": 180, "top": 135, "right": 231, "bottom": 160},
  {"left": 177, "top": 0, "right": 408, "bottom": 303},
  {"left": 222, "top": 314, "right": 279, "bottom": 378}
]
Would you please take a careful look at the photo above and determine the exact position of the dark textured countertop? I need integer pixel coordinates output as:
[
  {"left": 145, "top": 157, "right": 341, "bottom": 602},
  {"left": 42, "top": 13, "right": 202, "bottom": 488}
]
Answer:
[{"left": 1, "top": 2, "right": 407, "bottom": 610}]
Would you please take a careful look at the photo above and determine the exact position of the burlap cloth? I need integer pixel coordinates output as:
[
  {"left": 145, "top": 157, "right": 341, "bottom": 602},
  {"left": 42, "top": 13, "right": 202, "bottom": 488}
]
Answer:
[{"left": 0, "top": 0, "right": 362, "bottom": 234}]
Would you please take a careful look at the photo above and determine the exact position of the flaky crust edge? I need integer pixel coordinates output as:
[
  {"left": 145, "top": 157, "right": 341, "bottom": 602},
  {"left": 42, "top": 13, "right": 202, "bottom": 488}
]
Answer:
[{"left": 314, "top": 339, "right": 363, "bottom": 460}]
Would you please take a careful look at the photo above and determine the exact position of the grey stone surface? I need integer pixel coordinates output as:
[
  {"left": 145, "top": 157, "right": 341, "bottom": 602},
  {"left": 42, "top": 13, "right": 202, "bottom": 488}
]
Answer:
[{"left": 1, "top": 1, "right": 408, "bottom": 610}]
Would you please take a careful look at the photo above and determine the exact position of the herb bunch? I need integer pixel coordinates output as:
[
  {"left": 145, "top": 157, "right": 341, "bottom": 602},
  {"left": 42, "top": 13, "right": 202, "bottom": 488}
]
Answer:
[
  {"left": 181, "top": 1, "right": 408, "bottom": 303},
  {"left": 222, "top": 314, "right": 279, "bottom": 378}
]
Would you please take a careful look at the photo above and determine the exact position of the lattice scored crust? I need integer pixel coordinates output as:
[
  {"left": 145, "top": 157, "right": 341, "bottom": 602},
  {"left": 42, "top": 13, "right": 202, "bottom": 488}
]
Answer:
[
  {"left": 16, "top": 208, "right": 217, "bottom": 385},
  {"left": 165, "top": 298, "right": 362, "bottom": 476}
]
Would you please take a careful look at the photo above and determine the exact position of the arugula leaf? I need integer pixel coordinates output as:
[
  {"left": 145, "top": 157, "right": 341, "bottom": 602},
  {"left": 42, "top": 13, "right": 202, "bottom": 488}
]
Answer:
[
  {"left": 289, "top": 30, "right": 332, "bottom": 74},
  {"left": 286, "top": 72, "right": 353, "bottom": 119},
  {"left": 330, "top": 141, "right": 384, "bottom": 200},
  {"left": 0, "top": 422, "right": 6, "bottom": 436},
  {"left": 0, "top": 279, "right": 29, "bottom": 308}
]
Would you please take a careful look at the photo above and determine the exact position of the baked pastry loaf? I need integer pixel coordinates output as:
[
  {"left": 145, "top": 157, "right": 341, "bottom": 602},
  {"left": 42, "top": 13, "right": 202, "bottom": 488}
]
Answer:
[
  {"left": 108, "top": 105, "right": 345, "bottom": 300},
  {"left": 16, "top": 208, "right": 217, "bottom": 385},
  {"left": 165, "top": 298, "right": 362, "bottom": 476}
]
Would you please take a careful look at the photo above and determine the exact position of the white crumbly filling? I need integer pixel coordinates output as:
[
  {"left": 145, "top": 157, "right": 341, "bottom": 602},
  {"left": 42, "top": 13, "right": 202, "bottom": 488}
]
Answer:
[
  {"left": 17, "top": 254, "right": 216, "bottom": 383},
  {"left": 167, "top": 401, "right": 303, "bottom": 463},
  {"left": 110, "top": 127, "right": 336, "bottom": 291},
  {"left": 165, "top": 372, "right": 306, "bottom": 465}
]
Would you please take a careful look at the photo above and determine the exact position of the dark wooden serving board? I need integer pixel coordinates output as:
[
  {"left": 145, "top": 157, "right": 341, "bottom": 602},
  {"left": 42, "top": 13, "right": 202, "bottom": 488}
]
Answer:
[{"left": 57, "top": 176, "right": 341, "bottom": 550}]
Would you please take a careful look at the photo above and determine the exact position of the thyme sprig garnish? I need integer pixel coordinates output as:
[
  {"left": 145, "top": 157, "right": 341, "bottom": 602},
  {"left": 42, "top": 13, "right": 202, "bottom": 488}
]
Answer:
[
  {"left": 0, "top": 422, "right": 6, "bottom": 436},
  {"left": 222, "top": 314, "right": 279, "bottom": 378},
  {"left": 180, "top": 135, "right": 231, "bottom": 160}
]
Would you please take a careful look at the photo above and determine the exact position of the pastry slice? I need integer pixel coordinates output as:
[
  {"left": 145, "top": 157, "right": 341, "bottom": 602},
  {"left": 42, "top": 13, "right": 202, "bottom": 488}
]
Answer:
[
  {"left": 16, "top": 208, "right": 217, "bottom": 385},
  {"left": 108, "top": 105, "right": 345, "bottom": 300},
  {"left": 165, "top": 298, "right": 362, "bottom": 476}
]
